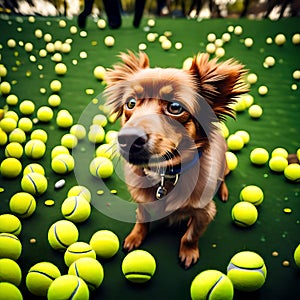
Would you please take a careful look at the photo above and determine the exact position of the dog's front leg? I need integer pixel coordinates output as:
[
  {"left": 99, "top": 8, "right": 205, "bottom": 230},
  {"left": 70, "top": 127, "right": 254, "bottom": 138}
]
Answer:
[
  {"left": 179, "top": 201, "right": 216, "bottom": 269},
  {"left": 123, "top": 204, "right": 149, "bottom": 252}
]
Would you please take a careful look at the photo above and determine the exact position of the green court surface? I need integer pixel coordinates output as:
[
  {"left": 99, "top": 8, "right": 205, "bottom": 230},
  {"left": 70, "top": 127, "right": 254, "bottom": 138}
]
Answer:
[{"left": 0, "top": 13, "right": 300, "bottom": 299}]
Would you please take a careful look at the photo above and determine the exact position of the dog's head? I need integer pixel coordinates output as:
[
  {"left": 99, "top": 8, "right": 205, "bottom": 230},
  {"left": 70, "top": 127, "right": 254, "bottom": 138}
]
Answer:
[{"left": 104, "top": 51, "right": 248, "bottom": 169}]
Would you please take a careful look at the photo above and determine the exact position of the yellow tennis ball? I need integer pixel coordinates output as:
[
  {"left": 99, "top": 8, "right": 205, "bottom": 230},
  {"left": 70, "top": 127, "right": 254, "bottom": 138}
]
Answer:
[
  {"left": 227, "top": 134, "right": 244, "bottom": 151},
  {"left": 9, "top": 128, "right": 26, "bottom": 144},
  {"left": 4, "top": 111, "right": 19, "bottom": 122},
  {"left": 18, "top": 117, "right": 33, "bottom": 133},
  {"left": 19, "top": 100, "right": 35, "bottom": 115},
  {"left": 55, "top": 62, "right": 67, "bottom": 75},
  {"left": 271, "top": 147, "right": 288, "bottom": 158},
  {"left": 96, "top": 143, "right": 115, "bottom": 159},
  {"left": 89, "top": 157, "right": 114, "bottom": 179},
  {"left": 0, "top": 128, "right": 8, "bottom": 146},
  {"left": 50, "top": 79, "right": 62, "bottom": 92},
  {"left": 9, "top": 192, "right": 36, "bottom": 218},
  {"left": 68, "top": 257, "right": 104, "bottom": 291},
  {"left": 231, "top": 202, "right": 258, "bottom": 227},
  {"left": 61, "top": 134, "right": 78, "bottom": 149},
  {"left": 284, "top": 163, "right": 300, "bottom": 182},
  {"left": 56, "top": 111, "right": 73, "bottom": 128},
  {"left": 21, "top": 172, "right": 48, "bottom": 196},
  {"left": 24, "top": 139, "right": 46, "bottom": 159},
  {"left": 250, "top": 148, "right": 269, "bottom": 165},
  {"left": 26, "top": 262, "right": 61, "bottom": 296},
  {"left": 105, "top": 130, "right": 118, "bottom": 144},
  {"left": 225, "top": 151, "right": 238, "bottom": 171},
  {"left": 274, "top": 33, "right": 286, "bottom": 45},
  {"left": 269, "top": 156, "right": 288, "bottom": 172},
  {"left": 5, "top": 142, "right": 23, "bottom": 158},
  {"left": 0, "top": 214, "right": 22, "bottom": 236},
  {"left": 61, "top": 196, "right": 91, "bottom": 223},
  {"left": 104, "top": 35, "right": 115, "bottom": 47},
  {"left": 93, "top": 66, "right": 106, "bottom": 80},
  {"left": 48, "top": 220, "right": 79, "bottom": 251},
  {"left": 0, "top": 233, "right": 22, "bottom": 260},
  {"left": 0, "top": 64, "right": 8, "bottom": 77},
  {"left": 89, "top": 230, "right": 119, "bottom": 259},
  {"left": 30, "top": 129, "right": 48, "bottom": 143},
  {"left": 23, "top": 163, "right": 45, "bottom": 176},
  {"left": 0, "top": 81, "right": 11, "bottom": 94},
  {"left": 0, "top": 157, "right": 22, "bottom": 178},
  {"left": 227, "top": 251, "right": 267, "bottom": 291},
  {"left": 37, "top": 106, "right": 54, "bottom": 122},
  {"left": 67, "top": 185, "right": 91, "bottom": 203},
  {"left": 51, "top": 145, "right": 70, "bottom": 159},
  {"left": 47, "top": 275, "right": 89, "bottom": 300},
  {"left": 239, "top": 185, "right": 264, "bottom": 206},
  {"left": 122, "top": 250, "right": 156, "bottom": 283},
  {"left": 0, "top": 282, "right": 23, "bottom": 300},
  {"left": 0, "top": 258, "right": 22, "bottom": 286},
  {"left": 88, "top": 125, "right": 105, "bottom": 144},
  {"left": 64, "top": 242, "right": 96, "bottom": 267},
  {"left": 70, "top": 124, "right": 86, "bottom": 140},
  {"left": 51, "top": 154, "right": 75, "bottom": 174},
  {"left": 93, "top": 114, "right": 108, "bottom": 127},
  {"left": 294, "top": 244, "right": 300, "bottom": 268},
  {"left": 48, "top": 94, "right": 61, "bottom": 107},
  {"left": 248, "top": 104, "right": 263, "bottom": 119},
  {"left": 190, "top": 270, "right": 234, "bottom": 300},
  {"left": 235, "top": 130, "right": 250, "bottom": 144},
  {"left": 0, "top": 117, "right": 17, "bottom": 133}
]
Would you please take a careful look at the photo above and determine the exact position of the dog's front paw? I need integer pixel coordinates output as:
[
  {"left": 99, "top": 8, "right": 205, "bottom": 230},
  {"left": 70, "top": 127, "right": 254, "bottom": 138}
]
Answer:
[
  {"left": 123, "top": 233, "right": 144, "bottom": 253},
  {"left": 218, "top": 181, "right": 229, "bottom": 202},
  {"left": 179, "top": 243, "right": 199, "bottom": 269}
]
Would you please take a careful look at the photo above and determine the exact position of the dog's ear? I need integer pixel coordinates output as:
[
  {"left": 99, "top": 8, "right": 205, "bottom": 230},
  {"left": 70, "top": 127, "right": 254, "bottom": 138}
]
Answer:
[
  {"left": 189, "top": 53, "right": 248, "bottom": 120},
  {"left": 104, "top": 51, "right": 149, "bottom": 119}
]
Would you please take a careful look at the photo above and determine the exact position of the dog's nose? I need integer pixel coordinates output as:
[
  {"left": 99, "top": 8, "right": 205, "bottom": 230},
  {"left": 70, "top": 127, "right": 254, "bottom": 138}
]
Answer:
[{"left": 118, "top": 127, "right": 148, "bottom": 153}]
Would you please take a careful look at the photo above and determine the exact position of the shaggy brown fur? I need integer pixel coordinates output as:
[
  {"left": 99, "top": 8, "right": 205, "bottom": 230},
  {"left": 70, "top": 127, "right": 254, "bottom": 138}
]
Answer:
[{"left": 104, "top": 51, "right": 248, "bottom": 268}]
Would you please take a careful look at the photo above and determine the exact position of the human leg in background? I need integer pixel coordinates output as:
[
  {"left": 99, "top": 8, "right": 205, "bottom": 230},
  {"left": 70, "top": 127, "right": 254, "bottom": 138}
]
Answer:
[
  {"left": 77, "top": 0, "right": 94, "bottom": 28},
  {"left": 102, "top": 0, "right": 122, "bottom": 29},
  {"left": 133, "top": 0, "right": 146, "bottom": 28}
]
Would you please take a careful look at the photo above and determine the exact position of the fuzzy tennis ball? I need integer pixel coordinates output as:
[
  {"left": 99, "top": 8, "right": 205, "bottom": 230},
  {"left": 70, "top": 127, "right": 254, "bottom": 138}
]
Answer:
[
  {"left": 227, "top": 134, "right": 244, "bottom": 151},
  {"left": 97, "top": 19, "right": 106, "bottom": 29},
  {"left": 0, "top": 157, "right": 22, "bottom": 178},
  {"left": 30, "top": 129, "right": 48, "bottom": 143},
  {"left": 231, "top": 202, "right": 258, "bottom": 227},
  {"left": 68, "top": 257, "right": 104, "bottom": 291},
  {"left": 26, "top": 262, "right": 61, "bottom": 296},
  {"left": 56, "top": 111, "right": 73, "bottom": 128},
  {"left": 0, "top": 258, "right": 22, "bottom": 286},
  {"left": 48, "top": 220, "right": 79, "bottom": 251},
  {"left": 105, "top": 130, "right": 118, "bottom": 144},
  {"left": 6, "top": 94, "right": 18, "bottom": 106},
  {"left": 61, "top": 134, "right": 78, "bottom": 149},
  {"left": 61, "top": 196, "right": 91, "bottom": 223},
  {"left": 274, "top": 33, "right": 286, "bottom": 45},
  {"left": 88, "top": 125, "right": 105, "bottom": 144},
  {"left": 5, "top": 111, "right": 19, "bottom": 122},
  {"left": 0, "top": 81, "right": 11, "bottom": 94},
  {"left": 0, "top": 129, "right": 8, "bottom": 146},
  {"left": 239, "top": 185, "right": 264, "bottom": 206},
  {"left": 89, "top": 230, "right": 119, "bottom": 259},
  {"left": 96, "top": 143, "right": 115, "bottom": 159},
  {"left": 250, "top": 148, "right": 269, "bottom": 165},
  {"left": 18, "top": 117, "right": 33, "bottom": 133},
  {"left": 50, "top": 80, "right": 62, "bottom": 92},
  {"left": 0, "top": 214, "right": 21, "bottom": 235},
  {"left": 294, "top": 244, "right": 300, "bottom": 268},
  {"left": 93, "top": 114, "right": 108, "bottom": 127},
  {"left": 190, "top": 269, "right": 234, "bottom": 300},
  {"left": 67, "top": 186, "right": 91, "bottom": 203},
  {"left": 70, "top": 124, "right": 86, "bottom": 140},
  {"left": 36, "top": 106, "right": 53, "bottom": 122},
  {"left": 225, "top": 152, "right": 238, "bottom": 171},
  {"left": 269, "top": 156, "right": 288, "bottom": 172},
  {"left": 51, "top": 154, "right": 75, "bottom": 174},
  {"left": 21, "top": 172, "right": 48, "bottom": 196},
  {"left": 0, "top": 282, "right": 23, "bottom": 300},
  {"left": 51, "top": 145, "right": 70, "bottom": 159},
  {"left": 47, "top": 275, "right": 89, "bottom": 300},
  {"left": 284, "top": 163, "right": 300, "bottom": 182},
  {"left": 9, "top": 192, "right": 36, "bottom": 218},
  {"left": 271, "top": 147, "right": 288, "bottom": 158},
  {"left": 258, "top": 85, "right": 268, "bottom": 95},
  {"left": 24, "top": 139, "right": 46, "bottom": 159},
  {"left": 248, "top": 104, "right": 263, "bottom": 119},
  {"left": 104, "top": 36, "right": 115, "bottom": 47},
  {"left": 19, "top": 100, "right": 35, "bottom": 115},
  {"left": 89, "top": 157, "right": 114, "bottom": 179},
  {"left": 55, "top": 63, "right": 67, "bottom": 75},
  {"left": 64, "top": 242, "right": 96, "bottom": 267},
  {"left": 0, "top": 233, "right": 22, "bottom": 260},
  {"left": 9, "top": 128, "right": 26, "bottom": 144},
  {"left": 227, "top": 251, "right": 267, "bottom": 291},
  {"left": 93, "top": 66, "right": 106, "bottom": 80},
  {"left": 23, "top": 163, "right": 45, "bottom": 176},
  {"left": 48, "top": 94, "right": 61, "bottom": 107},
  {"left": 0, "top": 64, "right": 8, "bottom": 77},
  {"left": 235, "top": 130, "right": 250, "bottom": 145},
  {"left": 122, "top": 250, "right": 156, "bottom": 283},
  {"left": 5, "top": 142, "right": 23, "bottom": 158},
  {"left": 0, "top": 117, "right": 17, "bottom": 133}
]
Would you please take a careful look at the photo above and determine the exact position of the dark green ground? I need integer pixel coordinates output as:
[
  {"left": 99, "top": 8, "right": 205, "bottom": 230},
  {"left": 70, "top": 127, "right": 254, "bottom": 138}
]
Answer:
[{"left": 0, "top": 13, "right": 300, "bottom": 299}]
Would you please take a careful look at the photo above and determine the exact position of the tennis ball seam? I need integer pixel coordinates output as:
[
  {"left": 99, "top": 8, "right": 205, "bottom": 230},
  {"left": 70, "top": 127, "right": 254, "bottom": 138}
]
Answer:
[
  {"left": 53, "top": 225, "right": 69, "bottom": 249},
  {"left": 73, "top": 263, "right": 97, "bottom": 290},
  {"left": 28, "top": 270, "right": 57, "bottom": 281},
  {"left": 27, "top": 174, "right": 39, "bottom": 194},
  {"left": 228, "top": 262, "right": 265, "bottom": 276},
  {"left": 67, "top": 249, "right": 94, "bottom": 255},
  {"left": 18, "top": 198, "right": 34, "bottom": 217},
  {"left": 63, "top": 198, "right": 78, "bottom": 217},
  {"left": 206, "top": 275, "right": 225, "bottom": 299}
]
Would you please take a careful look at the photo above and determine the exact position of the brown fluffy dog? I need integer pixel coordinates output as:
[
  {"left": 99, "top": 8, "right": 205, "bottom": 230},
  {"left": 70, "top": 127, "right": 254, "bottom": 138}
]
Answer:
[{"left": 104, "top": 51, "right": 248, "bottom": 268}]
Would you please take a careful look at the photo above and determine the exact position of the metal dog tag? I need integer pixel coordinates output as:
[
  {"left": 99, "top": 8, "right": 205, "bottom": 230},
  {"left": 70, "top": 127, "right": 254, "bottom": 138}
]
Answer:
[{"left": 156, "top": 186, "right": 167, "bottom": 200}]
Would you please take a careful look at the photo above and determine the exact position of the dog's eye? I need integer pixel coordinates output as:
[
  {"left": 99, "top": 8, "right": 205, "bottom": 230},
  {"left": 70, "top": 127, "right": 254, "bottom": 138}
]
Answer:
[
  {"left": 167, "top": 102, "right": 184, "bottom": 115},
  {"left": 126, "top": 98, "right": 136, "bottom": 110}
]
